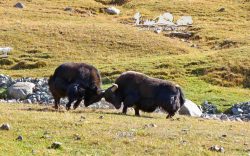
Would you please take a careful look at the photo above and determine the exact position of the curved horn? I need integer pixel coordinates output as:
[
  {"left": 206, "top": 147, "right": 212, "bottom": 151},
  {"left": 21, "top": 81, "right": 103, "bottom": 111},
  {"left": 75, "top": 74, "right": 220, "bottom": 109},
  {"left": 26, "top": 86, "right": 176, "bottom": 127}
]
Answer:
[{"left": 111, "top": 84, "right": 118, "bottom": 92}]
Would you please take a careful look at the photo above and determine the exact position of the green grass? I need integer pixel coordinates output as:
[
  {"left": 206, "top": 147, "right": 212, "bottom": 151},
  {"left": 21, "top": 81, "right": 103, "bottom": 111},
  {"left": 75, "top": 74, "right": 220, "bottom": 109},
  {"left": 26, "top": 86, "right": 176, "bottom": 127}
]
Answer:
[
  {"left": 0, "top": 0, "right": 250, "bottom": 111},
  {"left": 0, "top": 103, "right": 250, "bottom": 156}
]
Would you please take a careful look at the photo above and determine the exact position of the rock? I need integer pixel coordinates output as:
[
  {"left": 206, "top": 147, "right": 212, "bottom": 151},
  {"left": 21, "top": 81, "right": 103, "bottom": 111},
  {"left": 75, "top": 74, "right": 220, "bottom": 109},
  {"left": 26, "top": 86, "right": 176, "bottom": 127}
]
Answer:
[
  {"left": 209, "top": 145, "right": 225, "bottom": 153},
  {"left": 23, "top": 99, "right": 32, "bottom": 104},
  {"left": 64, "top": 7, "right": 73, "bottom": 12},
  {"left": 74, "top": 134, "right": 81, "bottom": 140},
  {"left": 217, "top": 7, "right": 225, "bottom": 12},
  {"left": 232, "top": 107, "right": 244, "bottom": 115},
  {"left": 17, "top": 135, "right": 23, "bottom": 141},
  {"left": 14, "top": 2, "right": 25, "bottom": 9},
  {"left": 201, "top": 101, "right": 218, "bottom": 114},
  {"left": 154, "top": 28, "right": 162, "bottom": 34},
  {"left": 220, "top": 114, "right": 229, "bottom": 121},
  {"left": 235, "top": 117, "right": 242, "bottom": 122},
  {"left": 99, "top": 115, "right": 104, "bottom": 119},
  {"left": 157, "top": 12, "right": 174, "bottom": 25},
  {"left": 178, "top": 99, "right": 202, "bottom": 117},
  {"left": 105, "top": 7, "right": 120, "bottom": 15},
  {"left": 51, "top": 142, "right": 62, "bottom": 149},
  {"left": 144, "top": 123, "right": 157, "bottom": 128},
  {"left": 133, "top": 12, "right": 141, "bottom": 25},
  {"left": 176, "top": 16, "right": 193, "bottom": 25},
  {"left": 8, "top": 82, "right": 35, "bottom": 100},
  {"left": 168, "top": 32, "right": 193, "bottom": 39},
  {"left": 0, "top": 123, "right": 11, "bottom": 130}
]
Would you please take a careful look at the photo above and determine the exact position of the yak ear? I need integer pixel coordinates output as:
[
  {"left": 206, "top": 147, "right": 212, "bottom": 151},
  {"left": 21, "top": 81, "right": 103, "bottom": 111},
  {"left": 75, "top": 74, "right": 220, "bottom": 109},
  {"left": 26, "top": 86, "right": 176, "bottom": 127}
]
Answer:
[{"left": 111, "top": 84, "right": 118, "bottom": 92}]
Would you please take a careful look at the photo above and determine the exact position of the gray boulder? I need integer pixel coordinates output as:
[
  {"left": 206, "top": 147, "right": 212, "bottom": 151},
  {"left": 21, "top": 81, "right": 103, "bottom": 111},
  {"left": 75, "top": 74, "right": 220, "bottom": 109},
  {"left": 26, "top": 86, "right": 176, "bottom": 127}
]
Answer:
[
  {"left": 8, "top": 82, "right": 35, "bottom": 100},
  {"left": 14, "top": 2, "right": 25, "bottom": 9},
  {"left": 105, "top": 7, "right": 120, "bottom": 15},
  {"left": 179, "top": 99, "right": 202, "bottom": 117}
]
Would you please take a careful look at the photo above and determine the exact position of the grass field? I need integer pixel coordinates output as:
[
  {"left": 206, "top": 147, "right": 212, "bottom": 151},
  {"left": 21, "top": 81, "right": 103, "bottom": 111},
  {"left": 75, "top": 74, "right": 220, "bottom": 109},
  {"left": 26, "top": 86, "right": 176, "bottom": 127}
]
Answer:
[
  {"left": 0, "top": 103, "right": 250, "bottom": 156},
  {"left": 0, "top": 0, "right": 250, "bottom": 110}
]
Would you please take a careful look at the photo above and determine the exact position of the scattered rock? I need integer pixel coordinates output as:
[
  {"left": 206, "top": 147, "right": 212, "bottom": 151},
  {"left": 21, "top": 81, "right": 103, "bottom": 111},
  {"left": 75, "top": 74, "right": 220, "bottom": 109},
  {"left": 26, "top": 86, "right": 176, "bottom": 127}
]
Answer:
[
  {"left": 105, "top": 7, "right": 120, "bottom": 15},
  {"left": 74, "top": 134, "right": 81, "bottom": 140},
  {"left": 176, "top": 16, "right": 193, "bottom": 25},
  {"left": 201, "top": 101, "right": 218, "bottom": 114},
  {"left": 51, "top": 142, "right": 62, "bottom": 149},
  {"left": 14, "top": 2, "right": 25, "bottom": 9},
  {"left": 99, "top": 115, "right": 104, "bottom": 119},
  {"left": 16, "top": 135, "right": 23, "bottom": 141},
  {"left": 64, "top": 7, "right": 73, "bottom": 12},
  {"left": 144, "top": 123, "right": 157, "bottom": 128},
  {"left": 0, "top": 123, "right": 11, "bottom": 130},
  {"left": 8, "top": 82, "right": 35, "bottom": 100},
  {"left": 157, "top": 12, "right": 174, "bottom": 25},
  {"left": 179, "top": 99, "right": 202, "bottom": 117},
  {"left": 209, "top": 145, "right": 225, "bottom": 153},
  {"left": 220, "top": 114, "right": 229, "bottom": 121},
  {"left": 116, "top": 131, "right": 135, "bottom": 138},
  {"left": 232, "top": 107, "right": 244, "bottom": 115},
  {"left": 217, "top": 7, "right": 225, "bottom": 12}
]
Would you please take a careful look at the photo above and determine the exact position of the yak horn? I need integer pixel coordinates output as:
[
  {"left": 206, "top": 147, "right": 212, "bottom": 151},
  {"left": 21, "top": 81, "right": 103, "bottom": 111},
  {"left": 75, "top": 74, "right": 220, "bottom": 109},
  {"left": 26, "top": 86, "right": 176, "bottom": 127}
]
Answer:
[{"left": 111, "top": 84, "right": 118, "bottom": 92}]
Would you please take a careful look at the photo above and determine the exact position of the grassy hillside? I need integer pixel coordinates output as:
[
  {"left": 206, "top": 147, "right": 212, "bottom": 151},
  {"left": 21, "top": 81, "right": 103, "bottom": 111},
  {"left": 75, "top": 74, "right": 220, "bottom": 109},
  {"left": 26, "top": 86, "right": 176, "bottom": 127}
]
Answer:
[
  {"left": 0, "top": 103, "right": 250, "bottom": 155},
  {"left": 0, "top": 0, "right": 250, "bottom": 111}
]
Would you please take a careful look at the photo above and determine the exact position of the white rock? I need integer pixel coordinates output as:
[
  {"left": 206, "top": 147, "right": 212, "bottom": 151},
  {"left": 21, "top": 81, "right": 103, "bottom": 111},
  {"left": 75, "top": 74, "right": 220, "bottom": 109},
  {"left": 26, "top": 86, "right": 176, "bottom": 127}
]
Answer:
[
  {"left": 8, "top": 82, "right": 35, "bottom": 100},
  {"left": 176, "top": 16, "right": 193, "bottom": 25},
  {"left": 179, "top": 99, "right": 202, "bottom": 117},
  {"left": 143, "top": 20, "right": 156, "bottom": 26},
  {"left": 134, "top": 12, "right": 141, "bottom": 25},
  {"left": 157, "top": 12, "right": 174, "bottom": 25},
  {"left": 105, "top": 7, "right": 120, "bottom": 15}
]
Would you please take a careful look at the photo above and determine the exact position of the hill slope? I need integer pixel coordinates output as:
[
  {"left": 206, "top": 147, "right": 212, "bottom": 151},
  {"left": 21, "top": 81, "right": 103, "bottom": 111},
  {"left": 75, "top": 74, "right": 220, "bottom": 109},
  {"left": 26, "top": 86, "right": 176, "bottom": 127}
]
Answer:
[{"left": 0, "top": 0, "right": 249, "bottom": 110}]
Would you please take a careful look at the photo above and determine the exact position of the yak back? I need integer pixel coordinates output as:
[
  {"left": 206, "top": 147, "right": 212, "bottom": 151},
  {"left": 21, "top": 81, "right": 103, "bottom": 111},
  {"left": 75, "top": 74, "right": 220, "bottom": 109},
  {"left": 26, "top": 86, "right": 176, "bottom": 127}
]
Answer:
[
  {"left": 52, "top": 62, "right": 102, "bottom": 90},
  {"left": 115, "top": 71, "right": 179, "bottom": 98}
]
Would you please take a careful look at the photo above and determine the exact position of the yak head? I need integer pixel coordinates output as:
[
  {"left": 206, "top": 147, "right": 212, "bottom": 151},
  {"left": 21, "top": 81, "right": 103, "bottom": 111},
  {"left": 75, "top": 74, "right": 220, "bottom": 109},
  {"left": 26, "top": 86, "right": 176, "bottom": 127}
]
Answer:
[
  {"left": 84, "top": 86, "right": 105, "bottom": 107},
  {"left": 104, "top": 84, "right": 122, "bottom": 109}
]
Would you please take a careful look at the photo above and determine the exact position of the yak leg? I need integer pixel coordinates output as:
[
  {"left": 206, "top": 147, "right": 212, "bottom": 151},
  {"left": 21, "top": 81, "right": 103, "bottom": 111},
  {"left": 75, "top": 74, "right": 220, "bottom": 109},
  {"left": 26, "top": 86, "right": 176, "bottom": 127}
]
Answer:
[
  {"left": 73, "top": 99, "right": 82, "bottom": 110},
  {"left": 53, "top": 96, "right": 60, "bottom": 109},
  {"left": 122, "top": 106, "right": 128, "bottom": 114},
  {"left": 122, "top": 93, "right": 139, "bottom": 115},
  {"left": 66, "top": 99, "right": 74, "bottom": 111},
  {"left": 134, "top": 105, "right": 140, "bottom": 116}
]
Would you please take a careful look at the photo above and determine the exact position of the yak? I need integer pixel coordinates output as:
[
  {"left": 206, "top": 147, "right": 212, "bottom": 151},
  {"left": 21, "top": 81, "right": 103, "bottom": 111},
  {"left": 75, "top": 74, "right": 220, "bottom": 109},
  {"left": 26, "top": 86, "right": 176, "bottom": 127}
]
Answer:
[
  {"left": 104, "top": 71, "right": 185, "bottom": 118},
  {"left": 48, "top": 62, "right": 104, "bottom": 110}
]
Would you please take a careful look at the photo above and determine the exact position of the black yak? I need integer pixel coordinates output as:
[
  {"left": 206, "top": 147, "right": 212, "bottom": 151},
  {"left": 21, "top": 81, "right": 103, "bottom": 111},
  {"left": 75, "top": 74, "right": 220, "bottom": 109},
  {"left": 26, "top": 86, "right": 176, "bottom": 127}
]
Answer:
[
  {"left": 48, "top": 62, "right": 104, "bottom": 110},
  {"left": 104, "top": 71, "right": 185, "bottom": 118}
]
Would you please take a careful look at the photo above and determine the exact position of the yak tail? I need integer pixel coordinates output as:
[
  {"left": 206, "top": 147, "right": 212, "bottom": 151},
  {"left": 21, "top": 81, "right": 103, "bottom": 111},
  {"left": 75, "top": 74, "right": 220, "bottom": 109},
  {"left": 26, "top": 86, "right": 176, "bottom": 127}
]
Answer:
[{"left": 176, "top": 85, "right": 185, "bottom": 107}]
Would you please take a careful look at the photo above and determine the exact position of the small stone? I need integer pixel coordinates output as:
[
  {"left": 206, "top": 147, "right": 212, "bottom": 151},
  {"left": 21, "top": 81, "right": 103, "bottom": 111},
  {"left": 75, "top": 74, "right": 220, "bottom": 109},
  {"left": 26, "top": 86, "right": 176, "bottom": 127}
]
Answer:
[
  {"left": 99, "top": 116, "right": 104, "bottom": 119},
  {"left": 217, "top": 7, "right": 225, "bottom": 12},
  {"left": 17, "top": 135, "right": 23, "bottom": 141},
  {"left": 0, "top": 123, "right": 11, "bottom": 130},
  {"left": 105, "top": 7, "right": 120, "bottom": 15},
  {"left": 235, "top": 117, "right": 242, "bottom": 122},
  {"left": 74, "top": 134, "right": 81, "bottom": 140},
  {"left": 64, "top": 7, "right": 73, "bottom": 12},
  {"left": 222, "top": 134, "right": 227, "bottom": 137},
  {"left": 80, "top": 116, "right": 86, "bottom": 119},
  {"left": 220, "top": 114, "right": 229, "bottom": 121},
  {"left": 14, "top": 2, "right": 25, "bottom": 9},
  {"left": 209, "top": 145, "right": 225, "bottom": 153},
  {"left": 51, "top": 142, "right": 62, "bottom": 149}
]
